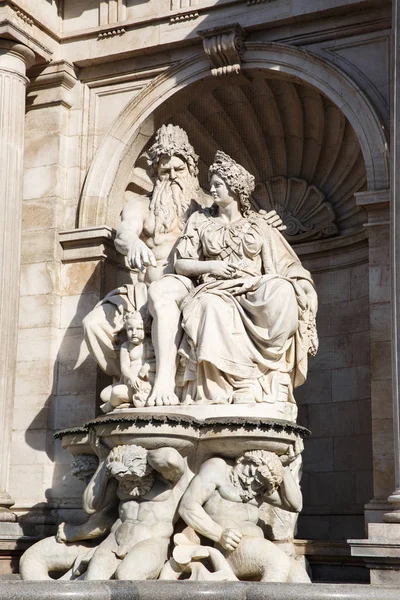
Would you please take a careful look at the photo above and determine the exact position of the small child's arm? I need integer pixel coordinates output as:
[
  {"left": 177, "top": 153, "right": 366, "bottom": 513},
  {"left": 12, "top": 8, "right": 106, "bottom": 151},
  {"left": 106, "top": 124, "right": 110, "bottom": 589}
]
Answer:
[{"left": 120, "top": 342, "right": 132, "bottom": 384}]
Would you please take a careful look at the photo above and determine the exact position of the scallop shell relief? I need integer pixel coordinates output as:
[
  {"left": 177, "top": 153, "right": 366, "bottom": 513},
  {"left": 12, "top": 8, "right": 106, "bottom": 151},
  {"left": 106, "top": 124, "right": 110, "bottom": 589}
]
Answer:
[{"left": 254, "top": 176, "right": 338, "bottom": 242}]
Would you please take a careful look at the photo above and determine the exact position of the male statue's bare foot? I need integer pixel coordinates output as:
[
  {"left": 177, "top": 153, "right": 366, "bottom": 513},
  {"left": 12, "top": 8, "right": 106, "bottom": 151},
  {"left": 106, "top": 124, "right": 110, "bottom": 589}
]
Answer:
[{"left": 147, "top": 384, "right": 179, "bottom": 407}]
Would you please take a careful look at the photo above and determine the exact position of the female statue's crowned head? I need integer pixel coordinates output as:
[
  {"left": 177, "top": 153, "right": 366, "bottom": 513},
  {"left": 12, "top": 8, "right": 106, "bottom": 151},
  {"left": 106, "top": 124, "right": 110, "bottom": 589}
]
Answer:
[{"left": 208, "top": 150, "right": 255, "bottom": 217}]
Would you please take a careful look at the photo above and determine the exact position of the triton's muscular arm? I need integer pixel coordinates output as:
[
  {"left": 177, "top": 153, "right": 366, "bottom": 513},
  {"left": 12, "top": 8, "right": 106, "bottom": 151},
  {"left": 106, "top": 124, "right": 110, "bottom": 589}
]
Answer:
[
  {"left": 147, "top": 447, "right": 185, "bottom": 483},
  {"left": 114, "top": 192, "right": 157, "bottom": 270},
  {"left": 83, "top": 432, "right": 116, "bottom": 515},
  {"left": 178, "top": 457, "right": 242, "bottom": 552},
  {"left": 263, "top": 465, "right": 303, "bottom": 513},
  {"left": 179, "top": 458, "right": 224, "bottom": 543}
]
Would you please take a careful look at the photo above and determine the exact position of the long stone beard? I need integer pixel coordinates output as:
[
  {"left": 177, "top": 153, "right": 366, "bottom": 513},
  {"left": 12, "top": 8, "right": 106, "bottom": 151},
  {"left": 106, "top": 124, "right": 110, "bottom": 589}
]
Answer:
[
  {"left": 117, "top": 470, "right": 156, "bottom": 498},
  {"left": 150, "top": 173, "right": 198, "bottom": 242},
  {"left": 229, "top": 467, "right": 264, "bottom": 502}
]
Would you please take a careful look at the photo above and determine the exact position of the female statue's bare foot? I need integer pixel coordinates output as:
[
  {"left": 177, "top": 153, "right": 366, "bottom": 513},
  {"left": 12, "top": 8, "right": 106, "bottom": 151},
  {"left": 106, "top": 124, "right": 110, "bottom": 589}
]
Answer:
[{"left": 147, "top": 384, "right": 179, "bottom": 407}]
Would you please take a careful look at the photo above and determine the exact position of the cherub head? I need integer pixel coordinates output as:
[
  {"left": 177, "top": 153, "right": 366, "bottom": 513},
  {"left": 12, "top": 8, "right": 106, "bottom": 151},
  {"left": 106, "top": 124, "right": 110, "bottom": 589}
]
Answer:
[{"left": 123, "top": 308, "right": 151, "bottom": 346}]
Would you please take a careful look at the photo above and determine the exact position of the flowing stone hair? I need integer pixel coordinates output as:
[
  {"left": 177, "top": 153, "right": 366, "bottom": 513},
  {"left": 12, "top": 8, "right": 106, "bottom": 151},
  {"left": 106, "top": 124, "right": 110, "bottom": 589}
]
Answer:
[
  {"left": 107, "top": 444, "right": 149, "bottom": 472},
  {"left": 147, "top": 124, "right": 199, "bottom": 176},
  {"left": 208, "top": 150, "right": 255, "bottom": 217}
]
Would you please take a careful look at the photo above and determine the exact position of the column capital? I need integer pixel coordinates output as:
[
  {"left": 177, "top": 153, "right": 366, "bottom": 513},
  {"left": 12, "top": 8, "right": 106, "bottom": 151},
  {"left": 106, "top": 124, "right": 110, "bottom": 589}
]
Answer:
[{"left": 0, "top": 39, "right": 35, "bottom": 69}]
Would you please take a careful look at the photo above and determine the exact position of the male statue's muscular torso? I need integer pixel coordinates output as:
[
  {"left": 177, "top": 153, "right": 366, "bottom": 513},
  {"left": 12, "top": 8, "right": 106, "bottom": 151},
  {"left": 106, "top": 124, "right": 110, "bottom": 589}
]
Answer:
[
  {"left": 203, "top": 485, "right": 264, "bottom": 540},
  {"left": 115, "top": 192, "right": 193, "bottom": 285},
  {"left": 114, "top": 477, "right": 182, "bottom": 555}
]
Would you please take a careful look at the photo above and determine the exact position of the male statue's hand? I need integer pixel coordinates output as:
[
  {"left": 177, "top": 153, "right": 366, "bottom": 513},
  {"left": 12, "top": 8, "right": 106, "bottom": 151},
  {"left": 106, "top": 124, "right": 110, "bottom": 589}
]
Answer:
[
  {"left": 260, "top": 209, "right": 287, "bottom": 231},
  {"left": 127, "top": 240, "right": 157, "bottom": 271},
  {"left": 219, "top": 528, "right": 242, "bottom": 551}
]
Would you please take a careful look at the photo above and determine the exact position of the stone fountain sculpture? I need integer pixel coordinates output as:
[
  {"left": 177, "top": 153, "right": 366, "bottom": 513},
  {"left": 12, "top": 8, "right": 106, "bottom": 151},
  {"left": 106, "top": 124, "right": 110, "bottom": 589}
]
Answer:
[{"left": 20, "top": 125, "right": 318, "bottom": 583}]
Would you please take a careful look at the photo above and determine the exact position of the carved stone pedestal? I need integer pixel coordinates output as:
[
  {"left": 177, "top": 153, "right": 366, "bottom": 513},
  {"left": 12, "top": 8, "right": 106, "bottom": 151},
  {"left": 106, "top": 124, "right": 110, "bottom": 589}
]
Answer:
[{"left": 20, "top": 409, "right": 309, "bottom": 582}]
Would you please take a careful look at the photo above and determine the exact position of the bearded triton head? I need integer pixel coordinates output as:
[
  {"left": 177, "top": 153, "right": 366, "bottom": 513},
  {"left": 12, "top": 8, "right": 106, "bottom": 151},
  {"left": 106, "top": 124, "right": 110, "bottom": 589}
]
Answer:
[
  {"left": 231, "top": 450, "right": 285, "bottom": 501},
  {"left": 106, "top": 444, "right": 156, "bottom": 498}
]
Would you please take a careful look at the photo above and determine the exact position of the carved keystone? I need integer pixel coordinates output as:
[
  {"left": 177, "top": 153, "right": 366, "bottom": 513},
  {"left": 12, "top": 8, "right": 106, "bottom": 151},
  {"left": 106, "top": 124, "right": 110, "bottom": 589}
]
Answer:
[{"left": 198, "top": 24, "right": 246, "bottom": 77}]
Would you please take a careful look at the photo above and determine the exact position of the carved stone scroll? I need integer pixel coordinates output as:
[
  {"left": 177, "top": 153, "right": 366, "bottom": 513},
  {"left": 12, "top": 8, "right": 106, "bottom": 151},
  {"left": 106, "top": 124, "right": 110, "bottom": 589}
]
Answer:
[{"left": 198, "top": 24, "right": 246, "bottom": 77}]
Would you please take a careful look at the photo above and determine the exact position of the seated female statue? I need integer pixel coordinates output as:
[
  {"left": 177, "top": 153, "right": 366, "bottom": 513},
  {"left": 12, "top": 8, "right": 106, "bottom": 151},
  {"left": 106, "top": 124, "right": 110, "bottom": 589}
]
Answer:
[{"left": 171, "top": 150, "right": 318, "bottom": 410}]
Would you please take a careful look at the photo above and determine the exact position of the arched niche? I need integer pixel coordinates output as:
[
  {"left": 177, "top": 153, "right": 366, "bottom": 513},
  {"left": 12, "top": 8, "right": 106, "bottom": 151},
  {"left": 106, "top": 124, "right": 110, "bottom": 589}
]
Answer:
[{"left": 78, "top": 42, "right": 389, "bottom": 231}]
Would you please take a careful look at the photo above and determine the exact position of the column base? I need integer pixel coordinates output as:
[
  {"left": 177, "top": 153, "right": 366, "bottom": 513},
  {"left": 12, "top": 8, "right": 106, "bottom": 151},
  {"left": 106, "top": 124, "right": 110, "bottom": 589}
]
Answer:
[
  {"left": 0, "top": 509, "right": 16, "bottom": 523},
  {"left": 383, "top": 491, "right": 400, "bottom": 522},
  {"left": 365, "top": 499, "right": 395, "bottom": 526},
  {"left": 0, "top": 493, "right": 16, "bottom": 522},
  {"left": 349, "top": 523, "right": 400, "bottom": 584}
]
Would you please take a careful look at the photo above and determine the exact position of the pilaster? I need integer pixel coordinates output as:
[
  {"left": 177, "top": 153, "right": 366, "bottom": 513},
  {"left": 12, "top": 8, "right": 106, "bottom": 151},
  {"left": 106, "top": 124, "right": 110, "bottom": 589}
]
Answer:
[
  {"left": 349, "top": 0, "right": 400, "bottom": 583},
  {"left": 0, "top": 39, "right": 34, "bottom": 519}
]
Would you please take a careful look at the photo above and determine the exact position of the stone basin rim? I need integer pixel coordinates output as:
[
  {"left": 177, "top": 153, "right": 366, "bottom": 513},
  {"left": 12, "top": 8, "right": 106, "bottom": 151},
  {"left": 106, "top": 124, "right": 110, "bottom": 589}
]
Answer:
[{"left": 54, "top": 415, "right": 310, "bottom": 440}]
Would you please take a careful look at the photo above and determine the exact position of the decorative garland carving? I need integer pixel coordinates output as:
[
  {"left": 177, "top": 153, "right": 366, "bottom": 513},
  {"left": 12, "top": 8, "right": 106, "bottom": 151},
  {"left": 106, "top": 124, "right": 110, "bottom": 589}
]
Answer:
[{"left": 198, "top": 24, "right": 246, "bottom": 77}]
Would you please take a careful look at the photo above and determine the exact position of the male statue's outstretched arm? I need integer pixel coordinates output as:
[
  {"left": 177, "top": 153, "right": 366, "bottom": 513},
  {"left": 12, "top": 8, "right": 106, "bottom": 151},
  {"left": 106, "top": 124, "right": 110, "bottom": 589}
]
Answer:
[{"left": 114, "top": 191, "right": 157, "bottom": 271}]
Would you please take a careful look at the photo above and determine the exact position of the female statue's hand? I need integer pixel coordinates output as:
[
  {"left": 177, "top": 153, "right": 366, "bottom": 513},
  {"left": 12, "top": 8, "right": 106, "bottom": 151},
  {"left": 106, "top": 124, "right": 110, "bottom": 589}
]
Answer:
[{"left": 207, "top": 261, "right": 238, "bottom": 279}]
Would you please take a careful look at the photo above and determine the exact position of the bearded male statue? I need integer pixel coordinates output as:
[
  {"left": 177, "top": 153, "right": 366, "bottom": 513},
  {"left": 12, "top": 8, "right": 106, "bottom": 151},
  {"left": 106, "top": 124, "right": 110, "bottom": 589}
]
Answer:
[
  {"left": 82, "top": 124, "right": 283, "bottom": 406},
  {"left": 177, "top": 450, "right": 310, "bottom": 583},
  {"left": 82, "top": 124, "right": 204, "bottom": 386}
]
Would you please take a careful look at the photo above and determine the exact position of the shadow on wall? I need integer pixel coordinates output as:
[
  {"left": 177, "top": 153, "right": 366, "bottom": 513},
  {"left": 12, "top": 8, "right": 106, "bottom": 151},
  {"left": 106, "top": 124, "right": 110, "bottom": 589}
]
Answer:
[{"left": 22, "top": 267, "right": 104, "bottom": 537}]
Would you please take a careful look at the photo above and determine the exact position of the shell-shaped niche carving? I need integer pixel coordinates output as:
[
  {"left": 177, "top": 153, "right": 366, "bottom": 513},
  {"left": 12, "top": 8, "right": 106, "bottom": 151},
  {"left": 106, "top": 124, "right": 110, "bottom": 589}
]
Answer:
[
  {"left": 254, "top": 177, "right": 338, "bottom": 242},
  {"left": 146, "top": 72, "right": 367, "bottom": 241}
]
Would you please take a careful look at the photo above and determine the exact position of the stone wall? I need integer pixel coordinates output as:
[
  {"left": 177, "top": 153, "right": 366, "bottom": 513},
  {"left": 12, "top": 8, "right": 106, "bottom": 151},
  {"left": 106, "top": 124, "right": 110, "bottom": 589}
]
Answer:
[{"left": 297, "top": 255, "right": 372, "bottom": 540}]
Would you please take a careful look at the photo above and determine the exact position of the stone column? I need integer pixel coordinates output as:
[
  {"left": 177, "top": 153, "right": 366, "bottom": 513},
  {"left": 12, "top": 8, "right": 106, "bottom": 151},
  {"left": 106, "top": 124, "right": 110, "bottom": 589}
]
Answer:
[
  {"left": 0, "top": 40, "right": 34, "bottom": 519},
  {"left": 383, "top": 0, "right": 400, "bottom": 523}
]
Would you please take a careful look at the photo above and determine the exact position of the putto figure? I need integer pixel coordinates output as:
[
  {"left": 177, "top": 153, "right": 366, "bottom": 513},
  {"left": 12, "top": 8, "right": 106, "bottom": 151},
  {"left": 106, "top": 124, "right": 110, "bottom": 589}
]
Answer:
[
  {"left": 99, "top": 308, "right": 155, "bottom": 412},
  {"left": 177, "top": 450, "right": 310, "bottom": 583}
]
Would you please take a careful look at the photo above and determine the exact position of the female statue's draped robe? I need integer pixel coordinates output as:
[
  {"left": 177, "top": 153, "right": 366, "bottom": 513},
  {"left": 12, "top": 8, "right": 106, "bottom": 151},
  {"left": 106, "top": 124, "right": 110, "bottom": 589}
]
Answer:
[{"left": 175, "top": 208, "right": 318, "bottom": 406}]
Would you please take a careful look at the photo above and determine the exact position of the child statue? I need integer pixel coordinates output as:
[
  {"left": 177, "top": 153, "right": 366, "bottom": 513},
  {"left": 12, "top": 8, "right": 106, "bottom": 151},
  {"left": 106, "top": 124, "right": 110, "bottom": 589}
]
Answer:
[{"left": 100, "top": 308, "right": 155, "bottom": 412}]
